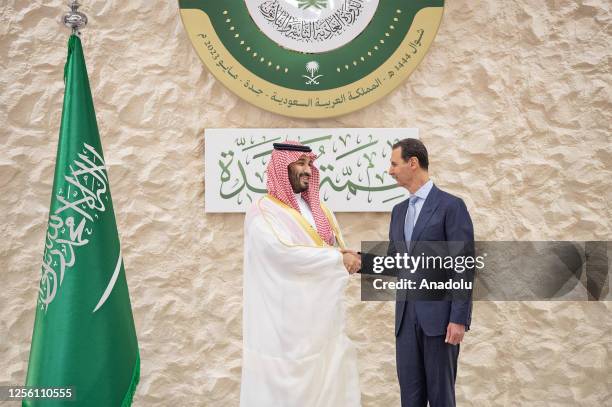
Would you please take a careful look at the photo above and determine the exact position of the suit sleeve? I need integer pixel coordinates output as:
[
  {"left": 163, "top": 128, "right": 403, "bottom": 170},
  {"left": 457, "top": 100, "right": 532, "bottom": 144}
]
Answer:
[
  {"left": 387, "top": 206, "right": 398, "bottom": 259},
  {"left": 445, "top": 198, "right": 474, "bottom": 328},
  {"left": 388, "top": 206, "right": 395, "bottom": 241}
]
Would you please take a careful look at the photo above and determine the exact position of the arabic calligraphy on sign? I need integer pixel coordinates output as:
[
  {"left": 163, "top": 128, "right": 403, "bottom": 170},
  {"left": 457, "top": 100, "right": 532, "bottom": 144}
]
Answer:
[
  {"left": 205, "top": 128, "right": 419, "bottom": 212},
  {"left": 248, "top": 0, "right": 378, "bottom": 53},
  {"left": 180, "top": 1, "right": 441, "bottom": 118},
  {"left": 258, "top": 0, "right": 366, "bottom": 44}
]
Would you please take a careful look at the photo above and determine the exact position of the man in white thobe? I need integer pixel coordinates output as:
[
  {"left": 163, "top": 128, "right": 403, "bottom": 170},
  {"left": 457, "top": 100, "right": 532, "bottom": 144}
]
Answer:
[{"left": 240, "top": 141, "right": 361, "bottom": 407}]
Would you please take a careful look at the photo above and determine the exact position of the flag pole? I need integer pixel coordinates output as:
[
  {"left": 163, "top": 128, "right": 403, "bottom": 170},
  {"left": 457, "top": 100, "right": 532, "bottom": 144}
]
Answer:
[
  {"left": 24, "top": 3, "right": 140, "bottom": 406},
  {"left": 63, "top": 1, "right": 87, "bottom": 35}
]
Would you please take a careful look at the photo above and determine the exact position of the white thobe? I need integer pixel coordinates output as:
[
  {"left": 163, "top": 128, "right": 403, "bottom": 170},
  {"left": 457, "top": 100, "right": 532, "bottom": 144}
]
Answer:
[{"left": 240, "top": 196, "right": 361, "bottom": 407}]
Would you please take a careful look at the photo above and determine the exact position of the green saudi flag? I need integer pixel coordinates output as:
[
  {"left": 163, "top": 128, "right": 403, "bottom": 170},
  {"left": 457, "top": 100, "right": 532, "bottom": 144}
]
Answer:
[{"left": 24, "top": 35, "right": 140, "bottom": 406}]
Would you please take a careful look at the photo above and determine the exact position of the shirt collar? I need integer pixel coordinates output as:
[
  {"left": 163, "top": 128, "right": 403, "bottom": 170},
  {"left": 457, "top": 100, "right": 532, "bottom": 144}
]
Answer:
[{"left": 411, "top": 179, "right": 433, "bottom": 201}]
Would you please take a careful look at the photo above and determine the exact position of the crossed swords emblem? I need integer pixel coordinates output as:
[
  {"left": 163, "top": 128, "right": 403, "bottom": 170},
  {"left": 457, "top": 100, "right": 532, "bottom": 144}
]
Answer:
[{"left": 302, "top": 61, "right": 323, "bottom": 85}]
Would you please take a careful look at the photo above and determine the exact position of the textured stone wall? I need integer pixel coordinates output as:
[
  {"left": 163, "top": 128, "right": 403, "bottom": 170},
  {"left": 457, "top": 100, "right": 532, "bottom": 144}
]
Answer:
[{"left": 1, "top": 0, "right": 610, "bottom": 405}]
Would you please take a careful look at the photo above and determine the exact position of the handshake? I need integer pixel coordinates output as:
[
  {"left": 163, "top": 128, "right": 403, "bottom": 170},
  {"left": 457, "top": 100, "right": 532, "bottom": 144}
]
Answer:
[{"left": 341, "top": 249, "right": 361, "bottom": 274}]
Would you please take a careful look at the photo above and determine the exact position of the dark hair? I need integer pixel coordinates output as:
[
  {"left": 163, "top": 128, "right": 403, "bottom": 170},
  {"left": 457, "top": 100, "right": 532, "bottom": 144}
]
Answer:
[{"left": 392, "top": 138, "right": 429, "bottom": 170}]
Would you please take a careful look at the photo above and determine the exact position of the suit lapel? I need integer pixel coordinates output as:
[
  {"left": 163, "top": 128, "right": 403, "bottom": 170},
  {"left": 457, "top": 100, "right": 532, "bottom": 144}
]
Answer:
[
  {"left": 409, "top": 185, "right": 440, "bottom": 253},
  {"left": 394, "top": 199, "right": 409, "bottom": 253}
]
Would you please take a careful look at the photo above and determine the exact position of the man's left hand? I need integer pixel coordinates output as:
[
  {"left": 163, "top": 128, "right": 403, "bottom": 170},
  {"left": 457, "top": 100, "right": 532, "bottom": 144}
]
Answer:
[{"left": 445, "top": 322, "right": 465, "bottom": 345}]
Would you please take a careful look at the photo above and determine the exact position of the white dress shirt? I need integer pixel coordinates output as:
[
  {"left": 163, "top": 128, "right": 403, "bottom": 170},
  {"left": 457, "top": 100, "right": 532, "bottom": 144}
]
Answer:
[{"left": 405, "top": 179, "right": 434, "bottom": 227}]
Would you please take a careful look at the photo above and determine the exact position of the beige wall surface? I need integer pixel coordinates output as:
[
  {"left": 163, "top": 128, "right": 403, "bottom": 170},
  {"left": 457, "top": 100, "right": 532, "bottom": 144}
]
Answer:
[{"left": 1, "top": 0, "right": 610, "bottom": 405}]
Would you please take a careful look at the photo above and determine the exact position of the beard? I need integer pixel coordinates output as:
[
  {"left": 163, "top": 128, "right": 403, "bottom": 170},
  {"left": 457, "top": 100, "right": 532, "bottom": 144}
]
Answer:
[{"left": 290, "top": 172, "right": 310, "bottom": 193}]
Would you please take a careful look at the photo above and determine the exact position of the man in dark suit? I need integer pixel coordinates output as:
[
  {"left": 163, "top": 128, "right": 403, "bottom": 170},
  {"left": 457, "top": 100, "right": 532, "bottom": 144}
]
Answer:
[{"left": 388, "top": 138, "right": 474, "bottom": 407}]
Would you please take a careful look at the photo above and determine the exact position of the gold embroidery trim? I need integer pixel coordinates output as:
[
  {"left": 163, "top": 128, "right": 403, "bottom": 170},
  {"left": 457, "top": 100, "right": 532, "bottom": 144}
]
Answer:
[
  {"left": 258, "top": 196, "right": 327, "bottom": 248},
  {"left": 263, "top": 194, "right": 346, "bottom": 249}
]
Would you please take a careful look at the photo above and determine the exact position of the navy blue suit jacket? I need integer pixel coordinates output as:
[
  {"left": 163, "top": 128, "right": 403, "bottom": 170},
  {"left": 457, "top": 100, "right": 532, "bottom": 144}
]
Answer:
[{"left": 389, "top": 184, "right": 474, "bottom": 336}]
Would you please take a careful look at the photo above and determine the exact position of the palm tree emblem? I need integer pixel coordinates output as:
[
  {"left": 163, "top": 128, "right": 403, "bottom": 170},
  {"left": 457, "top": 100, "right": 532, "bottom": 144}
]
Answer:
[
  {"left": 297, "top": 0, "right": 328, "bottom": 10},
  {"left": 303, "top": 61, "right": 323, "bottom": 85}
]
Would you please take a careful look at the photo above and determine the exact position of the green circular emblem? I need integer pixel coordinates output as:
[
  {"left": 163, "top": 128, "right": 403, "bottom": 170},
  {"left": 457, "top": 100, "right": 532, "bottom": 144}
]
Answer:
[{"left": 179, "top": 0, "right": 444, "bottom": 118}]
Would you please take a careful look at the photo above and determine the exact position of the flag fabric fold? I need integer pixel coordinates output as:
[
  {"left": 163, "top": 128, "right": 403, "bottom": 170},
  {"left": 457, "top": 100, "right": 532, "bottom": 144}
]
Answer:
[{"left": 24, "top": 34, "right": 140, "bottom": 407}]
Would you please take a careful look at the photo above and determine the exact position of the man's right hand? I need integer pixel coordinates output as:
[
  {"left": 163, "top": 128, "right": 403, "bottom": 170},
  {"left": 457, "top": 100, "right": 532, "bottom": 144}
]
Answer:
[{"left": 342, "top": 251, "right": 361, "bottom": 274}]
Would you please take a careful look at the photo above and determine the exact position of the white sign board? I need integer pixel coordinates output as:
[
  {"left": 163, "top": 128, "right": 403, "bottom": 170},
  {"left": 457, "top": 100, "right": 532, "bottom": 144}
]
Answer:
[{"left": 205, "top": 128, "right": 418, "bottom": 212}]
